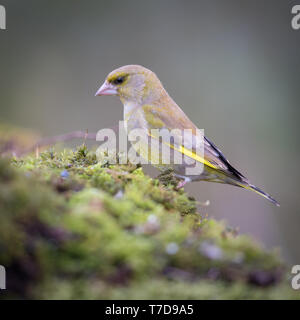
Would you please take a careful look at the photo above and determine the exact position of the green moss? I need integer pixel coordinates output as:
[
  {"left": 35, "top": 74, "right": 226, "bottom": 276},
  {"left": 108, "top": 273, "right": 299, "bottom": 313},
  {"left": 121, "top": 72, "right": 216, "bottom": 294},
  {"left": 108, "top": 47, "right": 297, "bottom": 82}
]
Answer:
[{"left": 0, "top": 135, "right": 298, "bottom": 299}]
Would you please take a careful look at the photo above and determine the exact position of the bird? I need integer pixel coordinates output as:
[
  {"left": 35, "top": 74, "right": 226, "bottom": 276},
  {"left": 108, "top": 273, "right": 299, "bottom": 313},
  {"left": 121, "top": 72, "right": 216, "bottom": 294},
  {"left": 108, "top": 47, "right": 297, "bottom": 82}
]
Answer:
[{"left": 95, "top": 65, "right": 279, "bottom": 206}]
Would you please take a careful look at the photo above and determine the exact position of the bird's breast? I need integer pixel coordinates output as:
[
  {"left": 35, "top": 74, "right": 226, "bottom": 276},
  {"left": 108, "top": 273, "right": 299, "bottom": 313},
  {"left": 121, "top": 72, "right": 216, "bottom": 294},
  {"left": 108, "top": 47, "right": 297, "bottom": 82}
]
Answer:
[
  {"left": 123, "top": 103, "right": 148, "bottom": 133},
  {"left": 123, "top": 102, "right": 137, "bottom": 121}
]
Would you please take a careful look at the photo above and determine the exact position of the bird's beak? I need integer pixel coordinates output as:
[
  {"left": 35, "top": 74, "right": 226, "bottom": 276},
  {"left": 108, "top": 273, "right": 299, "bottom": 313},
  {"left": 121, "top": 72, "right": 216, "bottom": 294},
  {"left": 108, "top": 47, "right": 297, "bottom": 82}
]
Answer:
[{"left": 95, "top": 81, "right": 118, "bottom": 96}]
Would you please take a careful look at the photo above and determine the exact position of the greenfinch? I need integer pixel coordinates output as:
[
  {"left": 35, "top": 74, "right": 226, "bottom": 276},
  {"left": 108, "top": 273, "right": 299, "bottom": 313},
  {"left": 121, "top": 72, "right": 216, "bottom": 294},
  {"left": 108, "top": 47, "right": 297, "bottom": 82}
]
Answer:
[{"left": 95, "top": 65, "right": 279, "bottom": 206}]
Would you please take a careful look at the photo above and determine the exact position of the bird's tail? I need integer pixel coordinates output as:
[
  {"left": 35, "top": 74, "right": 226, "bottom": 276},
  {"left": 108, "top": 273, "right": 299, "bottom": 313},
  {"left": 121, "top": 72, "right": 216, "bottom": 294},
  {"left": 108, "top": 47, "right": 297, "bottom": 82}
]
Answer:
[{"left": 235, "top": 181, "right": 280, "bottom": 207}]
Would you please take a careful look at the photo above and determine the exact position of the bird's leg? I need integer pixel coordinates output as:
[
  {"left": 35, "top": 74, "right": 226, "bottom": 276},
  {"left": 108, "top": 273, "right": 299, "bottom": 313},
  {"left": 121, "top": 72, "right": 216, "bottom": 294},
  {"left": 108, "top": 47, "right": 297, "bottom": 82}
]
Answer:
[{"left": 175, "top": 178, "right": 188, "bottom": 190}]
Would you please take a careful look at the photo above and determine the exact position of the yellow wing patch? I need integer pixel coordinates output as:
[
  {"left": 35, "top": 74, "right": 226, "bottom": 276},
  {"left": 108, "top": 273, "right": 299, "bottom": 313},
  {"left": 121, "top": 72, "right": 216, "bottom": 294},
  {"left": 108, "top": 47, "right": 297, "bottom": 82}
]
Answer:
[{"left": 148, "top": 132, "right": 218, "bottom": 170}]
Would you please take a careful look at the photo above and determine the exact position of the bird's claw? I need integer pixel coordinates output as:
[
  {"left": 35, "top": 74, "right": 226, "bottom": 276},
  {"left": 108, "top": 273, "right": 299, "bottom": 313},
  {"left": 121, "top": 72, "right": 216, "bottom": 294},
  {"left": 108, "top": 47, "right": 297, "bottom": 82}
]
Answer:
[{"left": 175, "top": 179, "right": 188, "bottom": 190}]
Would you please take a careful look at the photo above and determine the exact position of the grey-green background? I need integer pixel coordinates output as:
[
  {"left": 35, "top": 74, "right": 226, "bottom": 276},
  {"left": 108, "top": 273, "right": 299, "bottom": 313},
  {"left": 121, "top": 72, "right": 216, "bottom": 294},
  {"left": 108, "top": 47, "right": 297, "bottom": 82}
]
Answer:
[{"left": 1, "top": 0, "right": 299, "bottom": 263}]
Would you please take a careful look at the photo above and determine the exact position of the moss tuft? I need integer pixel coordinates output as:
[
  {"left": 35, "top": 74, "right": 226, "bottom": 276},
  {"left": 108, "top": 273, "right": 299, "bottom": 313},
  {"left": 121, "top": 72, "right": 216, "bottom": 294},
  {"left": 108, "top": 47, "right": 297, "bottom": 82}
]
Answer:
[{"left": 0, "top": 129, "right": 298, "bottom": 299}]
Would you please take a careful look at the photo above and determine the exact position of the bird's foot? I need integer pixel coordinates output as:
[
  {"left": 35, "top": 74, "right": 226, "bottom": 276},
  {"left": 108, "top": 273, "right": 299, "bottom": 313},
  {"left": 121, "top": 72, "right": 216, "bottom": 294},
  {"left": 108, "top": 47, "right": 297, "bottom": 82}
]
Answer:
[{"left": 175, "top": 179, "right": 188, "bottom": 190}]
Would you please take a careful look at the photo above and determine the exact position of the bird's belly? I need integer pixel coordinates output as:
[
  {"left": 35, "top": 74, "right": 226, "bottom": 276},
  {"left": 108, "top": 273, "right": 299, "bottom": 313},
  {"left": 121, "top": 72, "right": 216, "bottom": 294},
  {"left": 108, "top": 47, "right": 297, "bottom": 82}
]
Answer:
[{"left": 125, "top": 109, "right": 216, "bottom": 178}]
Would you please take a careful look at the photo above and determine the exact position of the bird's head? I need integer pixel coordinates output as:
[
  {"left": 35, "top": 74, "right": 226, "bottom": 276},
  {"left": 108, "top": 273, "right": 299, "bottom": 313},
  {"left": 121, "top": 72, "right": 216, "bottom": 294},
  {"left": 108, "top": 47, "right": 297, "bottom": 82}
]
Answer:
[{"left": 95, "top": 65, "right": 164, "bottom": 105}]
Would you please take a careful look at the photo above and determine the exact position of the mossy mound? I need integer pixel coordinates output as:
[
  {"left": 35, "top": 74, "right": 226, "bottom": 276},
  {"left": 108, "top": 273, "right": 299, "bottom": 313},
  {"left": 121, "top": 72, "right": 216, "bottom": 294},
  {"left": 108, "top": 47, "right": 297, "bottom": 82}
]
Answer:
[{"left": 0, "top": 144, "right": 298, "bottom": 299}]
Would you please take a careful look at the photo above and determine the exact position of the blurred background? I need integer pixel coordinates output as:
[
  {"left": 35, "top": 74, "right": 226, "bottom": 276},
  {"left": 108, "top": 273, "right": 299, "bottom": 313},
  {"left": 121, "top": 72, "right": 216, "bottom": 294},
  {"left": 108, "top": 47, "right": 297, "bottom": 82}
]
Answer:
[{"left": 0, "top": 0, "right": 299, "bottom": 263}]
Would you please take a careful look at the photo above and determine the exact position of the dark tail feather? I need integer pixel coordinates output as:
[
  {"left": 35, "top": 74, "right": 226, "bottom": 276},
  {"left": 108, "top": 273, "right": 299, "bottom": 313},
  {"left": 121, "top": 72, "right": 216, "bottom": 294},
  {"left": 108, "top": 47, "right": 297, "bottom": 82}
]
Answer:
[{"left": 236, "top": 182, "right": 280, "bottom": 207}]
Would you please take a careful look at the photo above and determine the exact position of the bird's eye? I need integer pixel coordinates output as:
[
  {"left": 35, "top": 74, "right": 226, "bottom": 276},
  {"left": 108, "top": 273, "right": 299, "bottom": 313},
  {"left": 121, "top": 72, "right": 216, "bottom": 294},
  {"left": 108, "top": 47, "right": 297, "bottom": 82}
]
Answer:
[{"left": 113, "top": 76, "right": 125, "bottom": 85}]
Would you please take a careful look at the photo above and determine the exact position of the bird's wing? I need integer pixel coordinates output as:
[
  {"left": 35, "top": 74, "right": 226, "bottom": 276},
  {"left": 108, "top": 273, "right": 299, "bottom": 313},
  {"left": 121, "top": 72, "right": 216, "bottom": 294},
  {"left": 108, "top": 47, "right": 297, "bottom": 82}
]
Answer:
[{"left": 141, "top": 104, "right": 246, "bottom": 181}]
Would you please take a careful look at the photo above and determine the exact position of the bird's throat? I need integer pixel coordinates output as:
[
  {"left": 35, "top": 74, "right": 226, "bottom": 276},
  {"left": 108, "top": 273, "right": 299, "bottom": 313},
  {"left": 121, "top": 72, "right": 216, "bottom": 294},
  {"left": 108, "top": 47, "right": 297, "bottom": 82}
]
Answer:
[{"left": 123, "top": 102, "right": 138, "bottom": 121}]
